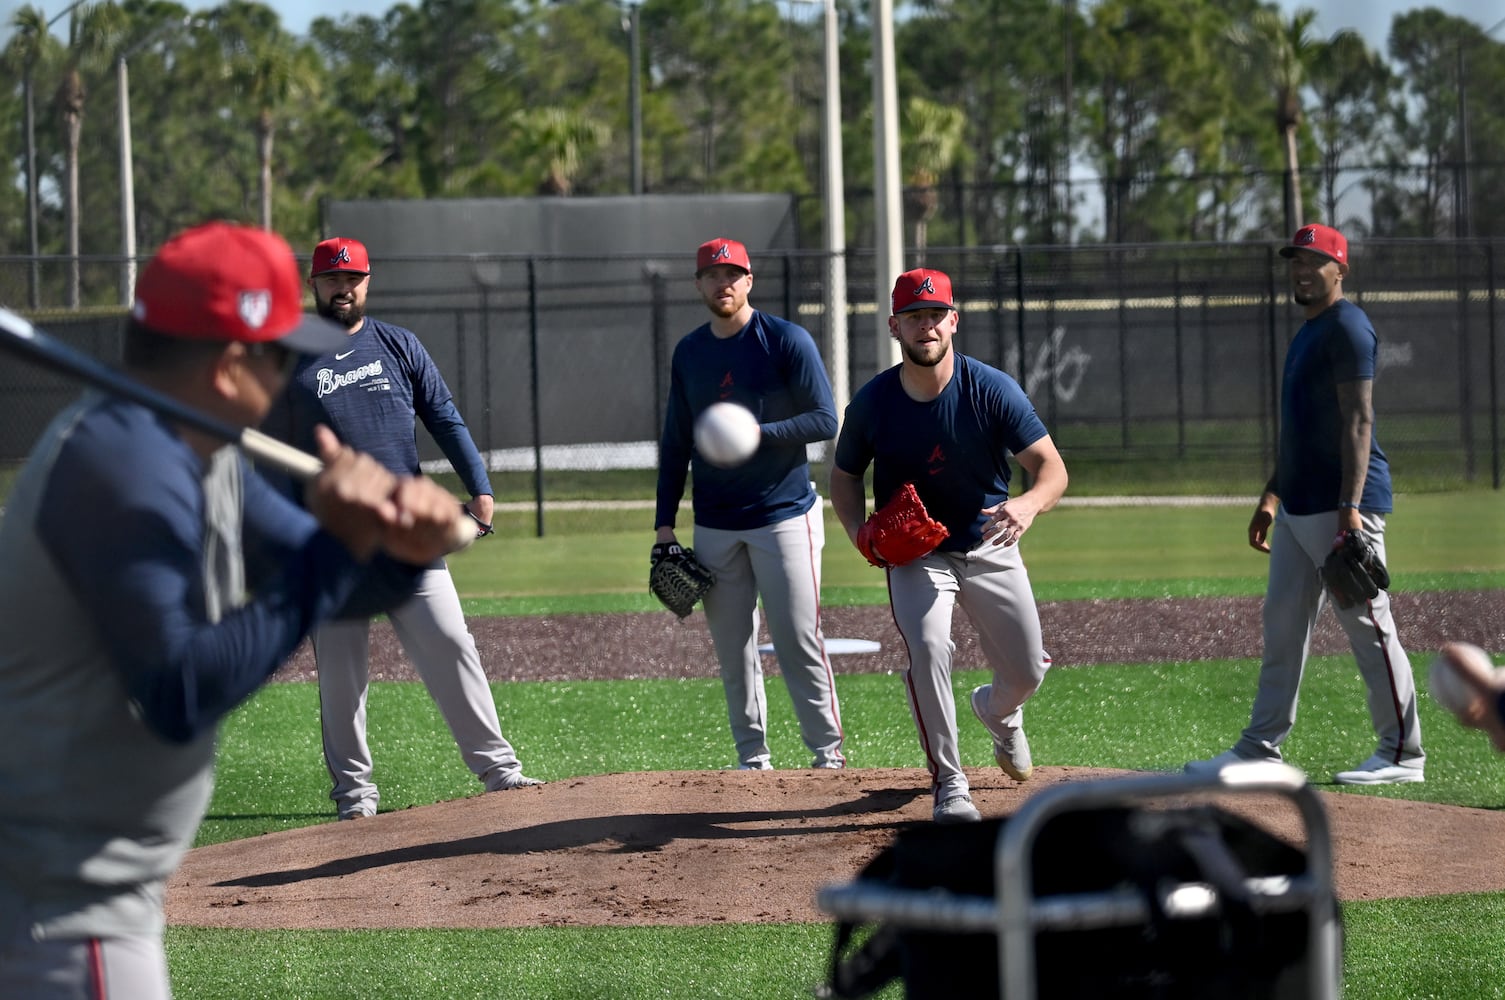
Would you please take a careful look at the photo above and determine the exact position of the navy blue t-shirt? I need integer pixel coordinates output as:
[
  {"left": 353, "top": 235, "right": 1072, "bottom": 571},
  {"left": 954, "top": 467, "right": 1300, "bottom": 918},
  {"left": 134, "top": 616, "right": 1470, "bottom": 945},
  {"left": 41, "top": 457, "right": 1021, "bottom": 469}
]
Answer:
[
  {"left": 1275, "top": 298, "right": 1393, "bottom": 515},
  {"left": 277, "top": 318, "right": 492, "bottom": 496},
  {"left": 655, "top": 310, "right": 837, "bottom": 531},
  {"left": 835, "top": 355, "right": 1048, "bottom": 551}
]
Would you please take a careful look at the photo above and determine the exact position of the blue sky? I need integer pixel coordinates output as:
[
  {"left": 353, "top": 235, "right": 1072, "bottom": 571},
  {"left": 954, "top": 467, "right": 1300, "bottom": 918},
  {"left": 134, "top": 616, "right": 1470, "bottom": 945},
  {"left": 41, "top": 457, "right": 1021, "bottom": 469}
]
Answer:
[
  {"left": 2, "top": 0, "right": 1501, "bottom": 45},
  {"left": 214, "top": 0, "right": 1505, "bottom": 44}
]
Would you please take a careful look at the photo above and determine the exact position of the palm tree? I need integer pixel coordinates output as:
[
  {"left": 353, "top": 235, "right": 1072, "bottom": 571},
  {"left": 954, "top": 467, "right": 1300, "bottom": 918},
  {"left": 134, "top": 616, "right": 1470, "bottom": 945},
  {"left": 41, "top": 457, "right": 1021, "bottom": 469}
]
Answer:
[
  {"left": 54, "top": 2, "right": 125, "bottom": 307},
  {"left": 5, "top": 5, "right": 61, "bottom": 308},
  {"left": 213, "top": 1, "right": 320, "bottom": 230},
  {"left": 510, "top": 107, "right": 612, "bottom": 196},
  {"left": 1229, "top": 7, "right": 1324, "bottom": 236},
  {"left": 901, "top": 96, "right": 966, "bottom": 265}
]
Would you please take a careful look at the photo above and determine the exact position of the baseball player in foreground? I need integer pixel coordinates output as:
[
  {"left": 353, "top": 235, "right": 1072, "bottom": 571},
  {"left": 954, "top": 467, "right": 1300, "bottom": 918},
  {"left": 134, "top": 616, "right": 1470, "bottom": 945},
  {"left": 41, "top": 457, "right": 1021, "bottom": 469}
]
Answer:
[
  {"left": 653, "top": 237, "right": 846, "bottom": 770},
  {"left": 830, "top": 267, "right": 1069, "bottom": 823},
  {"left": 1186, "top": 223, "right": 1425, "bottom": 784},
  {"left": 268, "top": 237, "right": 541, "bottom": 820},
  {"left": 0, "top": 223, "right": 468, "bottom": 998}
]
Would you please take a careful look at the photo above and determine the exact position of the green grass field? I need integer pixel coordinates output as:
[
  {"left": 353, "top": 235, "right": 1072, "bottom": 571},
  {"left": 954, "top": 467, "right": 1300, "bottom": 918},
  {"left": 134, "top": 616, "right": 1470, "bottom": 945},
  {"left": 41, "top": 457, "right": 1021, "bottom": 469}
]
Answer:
[{"left": 163, "top": 493, "right": 1505, "bottom": 999}]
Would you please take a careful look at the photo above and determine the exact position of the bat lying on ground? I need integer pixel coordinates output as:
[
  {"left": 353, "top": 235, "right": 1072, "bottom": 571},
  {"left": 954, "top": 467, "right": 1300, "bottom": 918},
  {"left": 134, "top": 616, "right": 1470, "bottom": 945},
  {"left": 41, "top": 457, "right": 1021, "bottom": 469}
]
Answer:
[{"left": 0, "top": 305, "right": 477, "bottom": 552}]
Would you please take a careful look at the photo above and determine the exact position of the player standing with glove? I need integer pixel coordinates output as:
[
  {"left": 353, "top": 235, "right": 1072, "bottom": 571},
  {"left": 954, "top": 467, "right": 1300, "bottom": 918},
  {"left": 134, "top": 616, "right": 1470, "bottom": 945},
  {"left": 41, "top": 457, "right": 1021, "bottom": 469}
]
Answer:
[
  {"left": 653, "top": 237, "right": 846, "bottom": 771},
  {"left": 1186, "top": 224, "right": 1425, "bottom": 785},
  {"left": 829, "top": 268, "right": 1068, "bottom": 823}
]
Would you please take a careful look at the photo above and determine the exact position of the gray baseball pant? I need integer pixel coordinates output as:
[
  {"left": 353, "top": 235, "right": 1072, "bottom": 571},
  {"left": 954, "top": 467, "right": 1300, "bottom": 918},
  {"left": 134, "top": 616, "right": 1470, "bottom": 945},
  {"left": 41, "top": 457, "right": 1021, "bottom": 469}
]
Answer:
[
  {"left": 0, "top": 932, "right": 169, "bottom": 999},
  {"left": 889, "top": 540, "right": 1050, "bottom": 804},
  {"left": 314, "top": 565, "right": 525, "bottom": 817},
  {"left": 1235, "top": 508, "right": 1423, "bottom": 764},
  {"left": 695, "top": 502, "right": 845, "bottom": 769}
]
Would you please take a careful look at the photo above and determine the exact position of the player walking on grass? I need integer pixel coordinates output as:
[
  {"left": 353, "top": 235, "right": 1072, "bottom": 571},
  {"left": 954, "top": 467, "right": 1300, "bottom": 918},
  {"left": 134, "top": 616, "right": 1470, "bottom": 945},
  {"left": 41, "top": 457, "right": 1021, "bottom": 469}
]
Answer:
[
  {"left": 1185, "top": 223, "right": 1425, "bottom": 785},
  {"left": 0, "top": 223, "right": 469, "bottom": 998},
  {"left": 830, "top": 268, "right": 1069, "bottom": 823},
  {"left": 270, "top": 237, "right": 540, "bottom": 820},
  {"left": 654, "top": 237, "right": 846, "bottom": 771}
]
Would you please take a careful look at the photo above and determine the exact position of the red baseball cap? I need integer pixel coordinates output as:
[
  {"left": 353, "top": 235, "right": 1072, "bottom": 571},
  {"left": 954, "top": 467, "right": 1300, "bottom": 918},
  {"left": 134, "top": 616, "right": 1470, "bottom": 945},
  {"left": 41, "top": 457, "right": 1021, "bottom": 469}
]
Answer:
[
  {"left": 130, "top": 222, "right": 347, "bottom": 354},
  {"left": 695, "top": 238, "right": 752, "bottom": 275},
  {"left": 1279, "top": 224, "right": 1348, "bottom": 268},
  {"left": 310, "top": 237, "right": 372, "bottom": 277},
  {"left": 892, "top": 268, "right": 956, "bottom": 314}
]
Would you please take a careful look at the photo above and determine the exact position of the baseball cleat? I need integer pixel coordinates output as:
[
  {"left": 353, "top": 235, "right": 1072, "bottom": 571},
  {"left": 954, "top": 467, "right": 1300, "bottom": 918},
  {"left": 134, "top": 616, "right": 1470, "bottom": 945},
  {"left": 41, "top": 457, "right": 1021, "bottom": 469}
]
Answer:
[
  {"left": 970, "top": 685, "right": 1033, "bottom": 781},
  {"left": 1183, "top": 748, "right": 1276, "bottom": 777},
  {"left": 1333, "top": 754, "right": 1425, "bottom": 785},
  {"left": 736, "top": 761, "right": 774, "bottom": 771},
  {"left": 487, "top": 771, "right": 545, "bottom": 791},
  {"left": 933, "top": 794, "right": 982, "bottom": 824},
  {"left": 994, "top": 726, "right": 1033, "bottom": 782}
]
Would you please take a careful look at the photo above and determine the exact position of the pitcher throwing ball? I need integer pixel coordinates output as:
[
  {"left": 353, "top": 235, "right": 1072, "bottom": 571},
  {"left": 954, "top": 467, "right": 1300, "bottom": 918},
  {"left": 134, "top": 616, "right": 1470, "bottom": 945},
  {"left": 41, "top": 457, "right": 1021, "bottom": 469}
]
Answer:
[{"left": 829, "top": 268, "right": 1069, "bottom": 823}]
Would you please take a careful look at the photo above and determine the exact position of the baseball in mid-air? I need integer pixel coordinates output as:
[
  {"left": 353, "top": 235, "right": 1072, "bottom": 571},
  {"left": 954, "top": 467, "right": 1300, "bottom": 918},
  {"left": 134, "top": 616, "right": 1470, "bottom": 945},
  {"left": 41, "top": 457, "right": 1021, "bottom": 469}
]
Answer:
[
  {"left": 694, "top": 402, "right": 761, "bottom": 468},
  {"left": 1428, "top": 641, "right": 1497, "bottom": 716}
]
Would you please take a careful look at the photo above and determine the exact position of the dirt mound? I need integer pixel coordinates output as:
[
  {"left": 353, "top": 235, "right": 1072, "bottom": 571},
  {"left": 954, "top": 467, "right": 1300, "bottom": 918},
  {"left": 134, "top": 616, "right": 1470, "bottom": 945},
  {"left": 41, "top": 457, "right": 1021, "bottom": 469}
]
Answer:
[
  {"left": 172, "top": 590, "right": 1505, "bottom": 931},
  {"left": 167, "top": 767, "right": 1505, "bottom": 930}
]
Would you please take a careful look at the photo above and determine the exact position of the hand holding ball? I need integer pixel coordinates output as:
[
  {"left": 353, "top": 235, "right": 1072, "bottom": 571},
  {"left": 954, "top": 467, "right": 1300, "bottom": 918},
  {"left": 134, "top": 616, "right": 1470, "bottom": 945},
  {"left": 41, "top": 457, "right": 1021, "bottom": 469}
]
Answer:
[
  {"left": 1428, "top": 641, "right": 1499, "bottom": 719},
  {"left": 694, "top": 402, "right": 761, "bottom": 468}
]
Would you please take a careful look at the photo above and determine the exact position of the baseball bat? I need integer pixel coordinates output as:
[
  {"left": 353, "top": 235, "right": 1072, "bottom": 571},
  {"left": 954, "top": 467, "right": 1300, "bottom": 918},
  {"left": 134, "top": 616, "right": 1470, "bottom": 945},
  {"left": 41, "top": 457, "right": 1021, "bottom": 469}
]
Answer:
[{"left": 0, "top": 306, "right": 475, "bottom": 551}]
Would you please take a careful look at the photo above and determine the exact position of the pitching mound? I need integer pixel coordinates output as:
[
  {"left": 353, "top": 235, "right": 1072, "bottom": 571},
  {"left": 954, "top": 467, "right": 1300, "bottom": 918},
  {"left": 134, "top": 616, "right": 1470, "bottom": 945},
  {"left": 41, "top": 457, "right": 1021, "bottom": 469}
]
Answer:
[{"left": 166, "top": 767, "right": 1505, "bottom": 931}]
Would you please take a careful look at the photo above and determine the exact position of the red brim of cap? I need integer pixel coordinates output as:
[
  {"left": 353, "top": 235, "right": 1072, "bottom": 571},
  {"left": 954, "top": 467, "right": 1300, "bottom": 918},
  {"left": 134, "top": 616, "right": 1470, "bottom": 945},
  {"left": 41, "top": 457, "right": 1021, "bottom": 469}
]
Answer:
[{"left": 278, "top": 313, "right": 351, "bottom": 354}]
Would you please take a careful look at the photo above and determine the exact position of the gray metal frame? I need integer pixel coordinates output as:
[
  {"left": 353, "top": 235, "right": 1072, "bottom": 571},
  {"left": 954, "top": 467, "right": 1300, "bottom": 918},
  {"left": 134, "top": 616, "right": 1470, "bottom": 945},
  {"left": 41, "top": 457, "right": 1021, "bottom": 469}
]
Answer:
[{"left": 817, "top": 762, "right": 1340, "bottom": 1000}]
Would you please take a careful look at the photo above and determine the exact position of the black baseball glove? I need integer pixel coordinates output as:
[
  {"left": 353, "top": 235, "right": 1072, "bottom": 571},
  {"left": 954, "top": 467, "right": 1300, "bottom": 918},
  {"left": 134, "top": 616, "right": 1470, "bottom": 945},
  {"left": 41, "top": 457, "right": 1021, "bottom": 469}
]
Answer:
[
  {"left": 1321, "top": 529, "right": 1390, "bottom": 609},
  {"left": 463, "top": 506, "right": 494, "bottom": 538},
  {"left": 649, "top": 542, "right": 716, "bottom": 619}
]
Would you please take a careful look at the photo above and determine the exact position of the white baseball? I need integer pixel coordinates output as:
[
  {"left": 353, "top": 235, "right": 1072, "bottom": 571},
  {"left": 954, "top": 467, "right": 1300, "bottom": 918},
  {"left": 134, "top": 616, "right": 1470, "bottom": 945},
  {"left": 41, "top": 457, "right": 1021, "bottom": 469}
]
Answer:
[
  {"left": 694, "top": 402, "right": 761, "bottom": 468},
  {"left": 1428, "top": 642, "right": 1496, "bottom": 715}
]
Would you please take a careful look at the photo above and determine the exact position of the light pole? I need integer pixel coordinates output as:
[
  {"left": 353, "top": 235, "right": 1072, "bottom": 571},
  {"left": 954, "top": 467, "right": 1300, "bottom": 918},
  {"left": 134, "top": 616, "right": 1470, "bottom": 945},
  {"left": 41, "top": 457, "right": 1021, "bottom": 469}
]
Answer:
[
  {"left": 622, "top": 0, "right": 643, "bottom": 195},
  {"left": 24, "top": 59, "right": 40, "bottom": 309},
  {"left": 871, "top": 0, "right": 902, "bottom": 371},
  {"left": 1456, "top": 15, "right": 1505, "bottom": 240},
  {"left": 117, "top": 50, "right": 136, "bottom": 305},
  {"left": 116, "top": 16, "right": 198, "bottom": 305},
  {"left": 21, "top": 0, "right": 88, "bottom": 309},
  {"left": 787, "top": 0, "right": 848, "bottom": 414}
]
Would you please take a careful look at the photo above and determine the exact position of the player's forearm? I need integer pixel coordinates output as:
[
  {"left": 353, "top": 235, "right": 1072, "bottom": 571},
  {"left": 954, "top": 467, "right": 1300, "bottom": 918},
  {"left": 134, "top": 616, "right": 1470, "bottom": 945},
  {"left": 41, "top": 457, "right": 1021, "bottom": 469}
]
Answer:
[
  {"left": 828, "top": 467, "right": 868, "bottom": 541},
  {"left": 1335, "top": 379, "right": 1373, "bottom": 505},
  {"left": 1013, "top": 438, "right": 1068, "bottom": 514},
  {"left": 760, "top": 406, "right": 838, "bottom": 445}
]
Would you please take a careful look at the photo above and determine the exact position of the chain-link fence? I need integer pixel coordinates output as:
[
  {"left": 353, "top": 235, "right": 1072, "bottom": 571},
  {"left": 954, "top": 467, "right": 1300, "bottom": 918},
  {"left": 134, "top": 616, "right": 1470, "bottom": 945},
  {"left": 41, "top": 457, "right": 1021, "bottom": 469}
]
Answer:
[{"left": 3, "top": 240, "right": 1500, "bottom": 535}]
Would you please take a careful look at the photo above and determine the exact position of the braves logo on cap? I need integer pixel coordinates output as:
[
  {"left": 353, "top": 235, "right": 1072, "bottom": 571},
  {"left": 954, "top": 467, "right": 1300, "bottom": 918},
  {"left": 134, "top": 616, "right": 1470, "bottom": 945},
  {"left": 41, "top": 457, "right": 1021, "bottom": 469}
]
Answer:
[
  {"left": 1295, "top": 228, "right": 1317, "bottom": 246},
  {"left": 238, "top": 290, "right": 271, "bottom": 330},
  {"left": 710, "top": 244, "right": 731, "bottom": 262},
  {"left": 913, "top": 276, "right": 936, "bottom": 298},
  {"left": 331, "top": 246, "right": 352, "bottom": 266}
]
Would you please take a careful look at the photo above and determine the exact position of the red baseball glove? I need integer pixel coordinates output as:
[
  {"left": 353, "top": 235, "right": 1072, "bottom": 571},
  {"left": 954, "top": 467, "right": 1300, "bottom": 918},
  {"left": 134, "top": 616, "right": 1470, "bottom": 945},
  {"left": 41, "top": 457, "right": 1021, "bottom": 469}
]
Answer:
[{"left": 857, "top": 482, "right": 949, "bottom": 568}]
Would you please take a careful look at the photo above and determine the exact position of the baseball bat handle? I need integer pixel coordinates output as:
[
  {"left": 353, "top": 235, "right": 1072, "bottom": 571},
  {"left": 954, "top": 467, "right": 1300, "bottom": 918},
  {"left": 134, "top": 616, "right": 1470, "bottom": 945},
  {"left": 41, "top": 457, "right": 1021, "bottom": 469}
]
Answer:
[
  {"left": 242, "top": 427, "right": 474, "bottom": 552},
  {"left": 240, "top": 427, "right": 325, "bottom": 480},
  {"left": 0, "top": 307, "right": 474, "bottom": 554}
]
